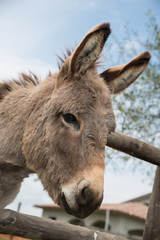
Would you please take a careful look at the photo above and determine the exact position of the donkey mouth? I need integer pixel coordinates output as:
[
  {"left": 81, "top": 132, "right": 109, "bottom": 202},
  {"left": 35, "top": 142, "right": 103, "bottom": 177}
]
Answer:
[
  {"left": 58, "top": 191, "right": 102, "bottom": 219},
  {"left": 58, "top": 191, "right": 72, "bottom": 215}
]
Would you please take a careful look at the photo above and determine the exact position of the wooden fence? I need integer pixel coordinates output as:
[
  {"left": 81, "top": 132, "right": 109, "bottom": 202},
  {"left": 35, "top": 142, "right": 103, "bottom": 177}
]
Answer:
[{"left": 0, "top": 131, "right": 160, "bottom": 240}]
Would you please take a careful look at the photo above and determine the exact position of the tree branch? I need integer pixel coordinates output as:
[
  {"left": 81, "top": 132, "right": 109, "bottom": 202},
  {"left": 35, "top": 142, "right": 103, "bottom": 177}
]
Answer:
[
  {"left": 0, "top": 209, "right": 127, "bottom": 240},
  {"left": 107, "top": 131, "right": 160, "bottom": 166}
]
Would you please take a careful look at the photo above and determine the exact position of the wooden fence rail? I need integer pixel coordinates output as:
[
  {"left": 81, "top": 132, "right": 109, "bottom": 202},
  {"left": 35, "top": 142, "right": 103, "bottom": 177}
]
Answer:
[
  {"left": 107, "top": 131, "right": 160, "bottom": 166},
  {"left": 0, "top": 209, "right": 128, "bottom": 240}
]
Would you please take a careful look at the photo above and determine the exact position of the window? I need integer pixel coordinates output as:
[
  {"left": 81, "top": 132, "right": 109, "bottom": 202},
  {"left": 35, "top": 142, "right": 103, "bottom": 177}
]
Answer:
[
  {"left": 49, "top": 216, "right": 56, "bottom": 220},
  {"left": 69, "top": 219, "right": 85, "bottom": 226},
  {"left": 128, "top": 229, "right": 143, "bottom": 237},
  {"left": 92, "top": 221, "right": 106, "bottom": 230}
]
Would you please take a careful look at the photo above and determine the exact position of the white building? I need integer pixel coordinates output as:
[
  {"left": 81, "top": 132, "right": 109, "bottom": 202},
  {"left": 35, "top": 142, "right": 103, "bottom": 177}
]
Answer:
[{"left": 35, "top": 193, "right": 150, "bottom": 240}]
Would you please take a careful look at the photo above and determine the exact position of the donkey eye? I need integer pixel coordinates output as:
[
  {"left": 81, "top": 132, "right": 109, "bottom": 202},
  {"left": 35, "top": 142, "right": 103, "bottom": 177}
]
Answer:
[
  {"left": 62, "top": 113, "right": 80, "bottom": 130},
  {"left": 63, "top": 113, "right": 76, "bottom": 123}
]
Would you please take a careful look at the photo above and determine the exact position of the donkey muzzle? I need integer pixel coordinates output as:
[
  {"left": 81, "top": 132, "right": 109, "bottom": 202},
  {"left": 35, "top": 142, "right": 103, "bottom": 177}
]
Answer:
[{"left": 59, "top": 177, "right": 104, "bottom": 219}]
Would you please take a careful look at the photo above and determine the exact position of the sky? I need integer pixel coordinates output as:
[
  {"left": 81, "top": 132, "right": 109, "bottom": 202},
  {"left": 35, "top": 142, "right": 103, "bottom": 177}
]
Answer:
[
  {"left": 1, "top": 0, "right": 159, "bottom": 216},
  {"left": 0, "top": 0, "right": 160, "bottom": 79}
]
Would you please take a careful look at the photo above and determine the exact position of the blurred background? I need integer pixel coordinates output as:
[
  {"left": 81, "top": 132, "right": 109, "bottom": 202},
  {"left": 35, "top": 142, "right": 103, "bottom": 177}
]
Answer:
[{"left": 0, "top": 0, "right": 159, "bottom": 233}]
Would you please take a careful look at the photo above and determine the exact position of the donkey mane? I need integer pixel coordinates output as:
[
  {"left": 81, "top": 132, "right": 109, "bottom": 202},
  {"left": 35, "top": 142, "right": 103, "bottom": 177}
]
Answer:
[
  {"left": 0, "top": 45, "right": 103, "bottom": 102},
  {"left": 0, "top": 72, "right": 40, "bottom": 101},
  {"left": 57, "top": 48, "right": 73, "bottom": 69},
  {"left": 0, "top": 48, "right": 72, "bottom": 101}
]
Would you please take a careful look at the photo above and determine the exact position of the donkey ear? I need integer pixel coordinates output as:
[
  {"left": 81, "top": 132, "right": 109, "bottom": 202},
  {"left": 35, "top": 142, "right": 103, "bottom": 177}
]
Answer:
[
  {"left": 69, "top": 23, "right": 111, "bottom": 74},
  {"left": 100, "top": 51, "right": 151, "bottom": 94}
]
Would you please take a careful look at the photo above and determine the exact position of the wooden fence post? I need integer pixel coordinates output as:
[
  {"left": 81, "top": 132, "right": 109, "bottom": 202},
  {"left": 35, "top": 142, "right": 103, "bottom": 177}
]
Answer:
[{"left": 143, "top": 167, "right": 160, "bottom": 240}]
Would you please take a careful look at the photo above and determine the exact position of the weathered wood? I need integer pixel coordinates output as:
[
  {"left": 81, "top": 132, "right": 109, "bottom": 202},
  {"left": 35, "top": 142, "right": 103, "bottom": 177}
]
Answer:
[
  {"left": 0, "top": 209, "right": 127, "bottom": 240},
  {"left": 107, "top": 131, "right": 160, "bottom": 166},
  {"left": 143, "top": 167, "right": 160, "bottom": 240}
]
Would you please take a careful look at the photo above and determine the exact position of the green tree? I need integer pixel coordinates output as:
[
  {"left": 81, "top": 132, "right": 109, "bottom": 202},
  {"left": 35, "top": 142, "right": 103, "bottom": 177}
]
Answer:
[{"left": 105, "top": 11, "right": 160, "bottom": 182}]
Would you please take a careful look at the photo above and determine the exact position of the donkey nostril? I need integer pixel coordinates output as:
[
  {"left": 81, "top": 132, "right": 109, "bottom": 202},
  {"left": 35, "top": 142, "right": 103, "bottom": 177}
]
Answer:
[{"left": 78, "top": 187, "right": 93, "bottom": 205}]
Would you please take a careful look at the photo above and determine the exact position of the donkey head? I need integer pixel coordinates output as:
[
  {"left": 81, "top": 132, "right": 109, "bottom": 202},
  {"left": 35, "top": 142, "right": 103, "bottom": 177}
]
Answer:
[{"left": 23, "top": 23, "right": 150, "bottom": 218}]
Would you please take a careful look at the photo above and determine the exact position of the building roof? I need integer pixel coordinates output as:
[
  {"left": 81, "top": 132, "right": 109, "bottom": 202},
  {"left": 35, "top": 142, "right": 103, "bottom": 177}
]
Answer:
[
  {"left": 99, "top": 202, "right": 148, "bottom": 220},
  {"left": 35, "top": 201, "right": 148, "bottom": 220},
  {"left": 125, "top": 193, "right": 151, "bottom": 203}
]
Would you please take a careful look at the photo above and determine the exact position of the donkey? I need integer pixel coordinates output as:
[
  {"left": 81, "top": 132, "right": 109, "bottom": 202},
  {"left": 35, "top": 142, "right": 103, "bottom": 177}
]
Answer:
[{"left": 0, "top": 23, "right": 150, "bottom": 219}]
